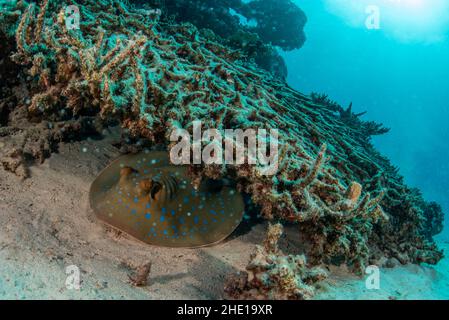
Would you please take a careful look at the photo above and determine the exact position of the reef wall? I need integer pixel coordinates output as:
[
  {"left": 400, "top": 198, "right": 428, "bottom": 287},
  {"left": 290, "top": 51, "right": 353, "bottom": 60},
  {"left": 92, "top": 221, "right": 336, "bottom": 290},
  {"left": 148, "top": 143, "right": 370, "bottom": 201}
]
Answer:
[{"left": 0, "top": 0, "right": 444, "bottom": 298}]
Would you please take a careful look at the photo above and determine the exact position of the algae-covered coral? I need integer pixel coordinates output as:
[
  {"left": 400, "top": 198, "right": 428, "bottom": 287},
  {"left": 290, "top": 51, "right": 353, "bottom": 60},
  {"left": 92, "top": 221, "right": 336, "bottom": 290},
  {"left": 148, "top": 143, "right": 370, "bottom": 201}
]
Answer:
[
  {"left": 0, "top": 0, "right": 444, "bottom": 298},
  {"left": 134, "top": 0, "right": 307, "bottom": 79},
  {"left": 225, "top": 223, "right": 328, "bottom": 300}
]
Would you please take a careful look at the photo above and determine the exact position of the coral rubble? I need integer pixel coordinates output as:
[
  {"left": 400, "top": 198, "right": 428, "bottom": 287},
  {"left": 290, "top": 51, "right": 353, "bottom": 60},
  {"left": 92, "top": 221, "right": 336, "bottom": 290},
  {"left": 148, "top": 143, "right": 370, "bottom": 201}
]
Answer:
[
  {"left": 127, "top": 262, "right": 152, "bottom": 287},
  {"left": 0, "top": 0, "right": 444, "bottom": 298},
  {"left": 225, "top": 223, "right": 327, "bottom": 300}
]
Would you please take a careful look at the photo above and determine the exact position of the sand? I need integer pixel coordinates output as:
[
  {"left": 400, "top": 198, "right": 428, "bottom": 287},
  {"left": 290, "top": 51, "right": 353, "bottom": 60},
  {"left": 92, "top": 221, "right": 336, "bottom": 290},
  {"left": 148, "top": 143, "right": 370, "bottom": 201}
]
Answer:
[
  {"left": 315, "top": 241, "right": 449, "bottom": 300},
  {"left": 0, "top": 134, "right": 448, "bottom": 300}
]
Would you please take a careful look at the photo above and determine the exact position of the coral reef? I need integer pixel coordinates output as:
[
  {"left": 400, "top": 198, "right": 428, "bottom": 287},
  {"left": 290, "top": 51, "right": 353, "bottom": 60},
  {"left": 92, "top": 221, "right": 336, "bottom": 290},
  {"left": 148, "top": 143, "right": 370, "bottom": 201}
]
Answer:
[
  {"left": 0, "top": 0, "right": 444, "bottom": 298},
  {"left": 140, "top": 0, "right": 307, "bottom": 51},
  {"left": 225, "top": 223, "right": 328, "bottom": 300},
  {"left": 136, "top": 0, "right": 306, "bottom": 79},
  {"left": 420, "top": 201, "right": 444, "bottom": 240},
  {"left": 311, "top": 93, "right": 390, "bottom": 139},
  {"left": 239, "top": 0, "right": 307, "bottom": 51},
  {"left": 0, "top": 103, "right": 100, "bottom": 178}
]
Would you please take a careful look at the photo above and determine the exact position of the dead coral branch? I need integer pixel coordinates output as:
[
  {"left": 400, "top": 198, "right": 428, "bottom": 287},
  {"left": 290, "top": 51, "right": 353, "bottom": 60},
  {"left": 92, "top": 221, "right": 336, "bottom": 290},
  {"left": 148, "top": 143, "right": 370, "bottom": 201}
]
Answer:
[{"left": 225, "top": 223, "right": 328, "bottom": 300}]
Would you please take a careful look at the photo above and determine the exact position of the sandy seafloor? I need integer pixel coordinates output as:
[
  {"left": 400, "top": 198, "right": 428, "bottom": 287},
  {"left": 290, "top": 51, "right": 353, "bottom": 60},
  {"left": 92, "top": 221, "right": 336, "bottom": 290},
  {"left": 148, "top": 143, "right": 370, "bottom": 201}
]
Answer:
[{"left": 0, "top": 133, "right": 448, "bottom": 300}]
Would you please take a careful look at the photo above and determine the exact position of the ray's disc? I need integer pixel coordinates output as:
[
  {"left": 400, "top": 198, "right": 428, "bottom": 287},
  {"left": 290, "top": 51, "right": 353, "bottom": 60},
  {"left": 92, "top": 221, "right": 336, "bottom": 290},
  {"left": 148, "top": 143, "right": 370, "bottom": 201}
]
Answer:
[{"left": 89, "top": 151, "right": 245, "bottom": 248}]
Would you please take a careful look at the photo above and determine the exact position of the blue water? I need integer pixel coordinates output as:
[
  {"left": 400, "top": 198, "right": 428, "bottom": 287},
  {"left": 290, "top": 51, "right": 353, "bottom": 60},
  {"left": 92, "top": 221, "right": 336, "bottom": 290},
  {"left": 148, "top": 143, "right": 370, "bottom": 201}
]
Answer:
[{"left": 283, "top": 0, "right": 449, "bottom": 240}]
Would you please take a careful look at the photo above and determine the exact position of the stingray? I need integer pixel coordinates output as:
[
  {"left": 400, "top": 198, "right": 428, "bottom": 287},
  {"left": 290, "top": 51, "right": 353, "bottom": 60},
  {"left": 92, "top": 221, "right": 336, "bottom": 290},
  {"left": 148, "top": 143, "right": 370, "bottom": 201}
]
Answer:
[{"left": 89, "top": 151, "right": 245, "bottom": 248}]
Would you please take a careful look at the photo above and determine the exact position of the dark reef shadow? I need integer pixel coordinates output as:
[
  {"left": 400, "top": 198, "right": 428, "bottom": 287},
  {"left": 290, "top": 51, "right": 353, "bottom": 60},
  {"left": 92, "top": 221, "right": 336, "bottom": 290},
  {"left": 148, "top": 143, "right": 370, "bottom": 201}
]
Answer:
[
  {"left": 151, "top": 272, "right": 190, "bottom": 286},
  {"left": 186, "top": 249, "right": 241, "bottom": 299},
  {"left": 226, "top": 193, "right": 265, "bottom": 241},
  {"left": 278, "top": 222, "right": 307, "bottom": 255}
]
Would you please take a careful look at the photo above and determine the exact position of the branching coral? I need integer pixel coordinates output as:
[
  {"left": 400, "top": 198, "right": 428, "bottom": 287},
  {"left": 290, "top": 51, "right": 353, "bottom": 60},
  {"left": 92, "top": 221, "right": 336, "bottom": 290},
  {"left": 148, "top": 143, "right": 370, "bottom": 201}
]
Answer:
[
  {"left": 239, "top": 0, "right": 307, "bottom": 51},
  {"left": 0, "top": 0, "right": 444, "bottom": 296},
  {"left": 311, "top": 93, "right": 390, "bottom": 139},
  {"left": 137, "top": 0, "right": 307, "bottom": 51},
  {"left": 136, "top": 0, "right": 305, "bottom": 79},
  {"left": 225, "top": 223, "right": 328, "bottom": 300}
]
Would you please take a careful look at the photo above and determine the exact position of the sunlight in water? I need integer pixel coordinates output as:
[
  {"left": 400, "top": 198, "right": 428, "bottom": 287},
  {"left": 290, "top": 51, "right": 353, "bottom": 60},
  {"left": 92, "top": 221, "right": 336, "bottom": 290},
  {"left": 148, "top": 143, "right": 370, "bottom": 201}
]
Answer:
[
  {"left": 405, "top": 0, "right": 424, "bottom": 9},
  {"left": 324, "top": 0, "right": 449, "bottom": 42}
]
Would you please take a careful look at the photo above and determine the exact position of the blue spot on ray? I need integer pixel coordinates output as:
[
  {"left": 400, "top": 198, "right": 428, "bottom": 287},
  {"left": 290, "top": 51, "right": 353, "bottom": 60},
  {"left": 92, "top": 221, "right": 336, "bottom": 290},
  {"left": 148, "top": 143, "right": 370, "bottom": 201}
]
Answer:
[{"left": 90, "top": 152, "right": 245, "bottom": 247}]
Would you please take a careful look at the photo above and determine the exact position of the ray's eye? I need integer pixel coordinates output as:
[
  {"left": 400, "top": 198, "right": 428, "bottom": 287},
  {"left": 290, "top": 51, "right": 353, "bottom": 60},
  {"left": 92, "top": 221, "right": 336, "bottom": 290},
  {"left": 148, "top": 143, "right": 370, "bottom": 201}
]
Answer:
[{"left": 138, "top": 179, "right": 153, "bottom": 195}]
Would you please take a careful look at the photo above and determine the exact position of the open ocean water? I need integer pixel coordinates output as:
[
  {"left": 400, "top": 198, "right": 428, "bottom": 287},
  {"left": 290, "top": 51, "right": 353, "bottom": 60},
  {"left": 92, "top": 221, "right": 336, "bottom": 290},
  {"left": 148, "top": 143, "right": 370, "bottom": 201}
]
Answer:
[{"left": 284, "top": 0, "right": 449, "bottom": 240}]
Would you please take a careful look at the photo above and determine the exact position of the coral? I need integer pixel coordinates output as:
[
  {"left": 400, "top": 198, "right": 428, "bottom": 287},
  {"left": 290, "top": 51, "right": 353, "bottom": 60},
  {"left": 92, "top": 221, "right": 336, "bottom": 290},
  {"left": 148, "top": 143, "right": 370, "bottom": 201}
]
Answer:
[
  {"left": 224, "top": 223, "right": 328, "bottom": 300},
  {"left": 311, "top": 93, "right": 390, "bottom": 140},
  {"left": 136, "top": 0, "right": 306, "bottom": 78},
  {"left": 310, "top": 92, "right": 342, "bottom": 113},
  {"left": 138, "top": 0, "right": 306, "bottom": 51},
  {"left": 226, "top": 30, "right": 288, "bottom": 79},
  {"left": 127, "top": 262, "right": 152, "bottom": 287},
  {"left": 420, "top": 201, "right": 444, "bottom": 240},
  {"left": 239, "top": 0, "right": 307, "bottom": 51},
  {"left": 0, "top": 103, "right": 101, "bottom": 179},
  {"left": 0, "top": 147, "right": 29, "bottom": 179},
  {"left": 0, "top": 0, "right": 444, "bottom": 290}
]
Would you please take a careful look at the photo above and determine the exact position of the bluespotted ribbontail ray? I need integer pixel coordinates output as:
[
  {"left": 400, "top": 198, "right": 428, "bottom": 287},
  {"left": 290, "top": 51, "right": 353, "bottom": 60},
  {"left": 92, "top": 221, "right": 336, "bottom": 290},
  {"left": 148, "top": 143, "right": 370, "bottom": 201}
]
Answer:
[{"left": 89, "top": 151, "right": 245, "bottom": 248}]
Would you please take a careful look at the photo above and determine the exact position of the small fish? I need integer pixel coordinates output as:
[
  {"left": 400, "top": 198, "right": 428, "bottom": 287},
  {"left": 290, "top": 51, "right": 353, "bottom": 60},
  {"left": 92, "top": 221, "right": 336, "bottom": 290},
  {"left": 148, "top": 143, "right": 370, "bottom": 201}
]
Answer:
[{"left": 89, "top": 151, "right": 245, "bottom": 248}]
